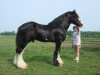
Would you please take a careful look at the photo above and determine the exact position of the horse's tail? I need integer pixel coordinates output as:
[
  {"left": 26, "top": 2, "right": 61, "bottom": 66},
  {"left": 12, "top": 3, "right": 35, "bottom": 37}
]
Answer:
[{"left": 14, "top": 22, "right": 38, "bottom": 69}]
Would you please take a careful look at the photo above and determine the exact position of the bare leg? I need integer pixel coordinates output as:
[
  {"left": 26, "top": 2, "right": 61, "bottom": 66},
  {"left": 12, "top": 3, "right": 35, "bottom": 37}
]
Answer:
[
  {"left": 74, "top": 45, "right": 80, "bottom": 62},
  {"left": 75, "top": 45, "right": 80, "bottom": 57}
]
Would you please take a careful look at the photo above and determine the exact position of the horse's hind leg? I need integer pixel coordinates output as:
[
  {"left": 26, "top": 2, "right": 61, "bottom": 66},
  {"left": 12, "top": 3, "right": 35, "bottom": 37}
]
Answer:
[{"left": 14, "top": 40, "right": 28, "bottom": 69}]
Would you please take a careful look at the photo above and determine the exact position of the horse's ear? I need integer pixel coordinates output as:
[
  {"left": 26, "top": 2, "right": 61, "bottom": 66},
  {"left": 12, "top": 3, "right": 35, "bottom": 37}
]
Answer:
[{"left": 73, "top": 9, "right": 76, "bottom": 12}]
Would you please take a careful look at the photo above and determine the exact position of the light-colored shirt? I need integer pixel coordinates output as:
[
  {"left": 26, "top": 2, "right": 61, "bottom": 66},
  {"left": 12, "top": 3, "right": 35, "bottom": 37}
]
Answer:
[{"left": 72, "top": 31, "right": 81, "bottom": 46}]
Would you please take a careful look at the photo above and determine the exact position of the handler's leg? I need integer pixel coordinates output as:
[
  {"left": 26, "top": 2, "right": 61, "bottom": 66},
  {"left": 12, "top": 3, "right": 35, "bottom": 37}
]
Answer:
[{"left": 74, "top": 45, "right": 80, "bottom": 62}]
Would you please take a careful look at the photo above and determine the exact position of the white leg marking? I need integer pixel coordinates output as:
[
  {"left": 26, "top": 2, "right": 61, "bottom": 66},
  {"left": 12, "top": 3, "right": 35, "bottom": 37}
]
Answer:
[
  {"left": 14, "top": 53, "right": 18, "bottom": 65},
  {"left": 57, "top": 53, "right": 64, "bottom": 66},
  {"left": 17, "top": 51, "right": 28, "bottom": 69}
]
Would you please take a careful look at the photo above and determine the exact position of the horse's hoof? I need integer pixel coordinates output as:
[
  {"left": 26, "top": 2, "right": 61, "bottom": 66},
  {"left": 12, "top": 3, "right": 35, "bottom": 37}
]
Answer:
[
  {"left": 21, "top": 65, "right": 28, "bottom": 69},
  {"left": 17, "top": 63, "right": 28, "bottom": 69},
  {"left": 53, "top": 60, "right": 60, "bottom": 66},
  {"left": 53, "top": 59, "right": 63, "bottom": 66}
]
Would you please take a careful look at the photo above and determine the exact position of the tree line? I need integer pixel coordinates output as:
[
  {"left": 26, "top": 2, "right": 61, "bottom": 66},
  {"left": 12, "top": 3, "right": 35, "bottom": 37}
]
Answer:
[
  {"left": 0, "top": 31, "right": 16, "bottom": 36},
  {"left": 0, "top": 31, "right": 100, "bottom": 38},
  {"left": 66, "top": 31, "right": 100, "bottom": 38}
]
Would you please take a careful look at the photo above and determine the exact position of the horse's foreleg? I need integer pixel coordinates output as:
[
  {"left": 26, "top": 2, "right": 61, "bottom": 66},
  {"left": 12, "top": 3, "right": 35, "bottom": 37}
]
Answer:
[
  {"left": 53, "top": 41, "right": 63, "bottom": 66},
  {"left": 56, "top": 52, "right": 63, "bottom": 66}
]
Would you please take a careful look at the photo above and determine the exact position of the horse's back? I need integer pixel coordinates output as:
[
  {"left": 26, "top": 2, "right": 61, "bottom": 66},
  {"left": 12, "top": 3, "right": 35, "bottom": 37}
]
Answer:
[
  {"left": 18, "top": 22, "right": 37, "bottom": 31},
  {"left": 16, "top": 21, "right": 38, "bottom": 43}
]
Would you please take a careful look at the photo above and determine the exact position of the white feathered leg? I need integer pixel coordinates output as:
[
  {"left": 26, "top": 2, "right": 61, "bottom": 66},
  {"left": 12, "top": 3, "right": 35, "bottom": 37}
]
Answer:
[
  {"left": 57, "top": 53, "right": 64, "bottom": 66},
  {"left": 14, "top": 54, "right": 18, "bottom": 65},
  {"left": 14, "top": 50, "right": 28, "bottom": 69}
]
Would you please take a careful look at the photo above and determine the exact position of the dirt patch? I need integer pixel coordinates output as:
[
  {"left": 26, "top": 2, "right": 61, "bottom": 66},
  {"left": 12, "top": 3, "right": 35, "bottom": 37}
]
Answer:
[
  {"left": 61, "top": 42, "right": 100, "bottom": 48},
  {"left": 46, "top": 42, "right": 100, "bottom": 48}
]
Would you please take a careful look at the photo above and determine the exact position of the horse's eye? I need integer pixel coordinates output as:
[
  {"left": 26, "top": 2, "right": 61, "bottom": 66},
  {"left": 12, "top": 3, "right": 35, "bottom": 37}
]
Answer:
[{"left": 73, "top": 15, "right": 78, "bottom": 18}]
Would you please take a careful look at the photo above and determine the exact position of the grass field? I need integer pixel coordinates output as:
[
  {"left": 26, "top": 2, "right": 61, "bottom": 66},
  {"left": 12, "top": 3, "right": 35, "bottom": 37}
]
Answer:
[{"left": 0, "top": 36, "right": 100, "bottom": 75}]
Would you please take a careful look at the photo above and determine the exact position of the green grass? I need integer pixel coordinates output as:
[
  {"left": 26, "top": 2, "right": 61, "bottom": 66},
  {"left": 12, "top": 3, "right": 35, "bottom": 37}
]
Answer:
[{"left": 0, "top": 36, "right": 100, "bottom": 75}]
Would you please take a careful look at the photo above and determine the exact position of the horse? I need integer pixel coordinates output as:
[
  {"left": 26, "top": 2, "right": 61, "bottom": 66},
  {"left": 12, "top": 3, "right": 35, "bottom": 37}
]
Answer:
[{"left": 14, "top": 10, "right": 83, "bottom": 69}]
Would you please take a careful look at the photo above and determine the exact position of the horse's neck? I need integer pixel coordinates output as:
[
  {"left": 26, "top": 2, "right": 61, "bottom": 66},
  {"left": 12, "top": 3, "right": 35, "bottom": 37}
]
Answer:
[
  {"left": 61, "top": 17, "right": 71, "bottom": 31},
  {"left": 48, "top": 14, "right": 71, "bottom": 30}
]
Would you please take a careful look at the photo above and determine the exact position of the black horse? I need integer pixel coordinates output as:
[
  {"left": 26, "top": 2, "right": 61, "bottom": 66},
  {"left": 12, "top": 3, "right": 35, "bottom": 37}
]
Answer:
[{"left": 14, "top": 10, "right": 83, "bottom": 69}]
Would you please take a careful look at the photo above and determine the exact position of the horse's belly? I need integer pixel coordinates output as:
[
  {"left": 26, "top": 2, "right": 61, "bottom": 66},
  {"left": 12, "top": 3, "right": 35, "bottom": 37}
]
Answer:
[{"left": 35, "top": 35, "right": 54, "bottom": 42}]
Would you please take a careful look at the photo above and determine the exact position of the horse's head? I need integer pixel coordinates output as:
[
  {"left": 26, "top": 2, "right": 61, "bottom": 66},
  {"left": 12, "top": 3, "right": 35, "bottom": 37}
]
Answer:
[{"left": 67, "top": 10, "right": 83, "bottom": 27}]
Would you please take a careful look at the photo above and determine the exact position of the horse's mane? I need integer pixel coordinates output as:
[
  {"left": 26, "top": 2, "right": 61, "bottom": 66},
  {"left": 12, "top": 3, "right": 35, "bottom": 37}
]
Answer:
[{"left": 48, "top": 12, "right": 68, "bottom": 26}]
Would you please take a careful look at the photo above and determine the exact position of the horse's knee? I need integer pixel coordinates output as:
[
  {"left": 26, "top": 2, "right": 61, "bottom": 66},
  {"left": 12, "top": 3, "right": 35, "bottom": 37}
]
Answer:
[{"left": 16, "top": 41, "right": 27, "bottom": 54}]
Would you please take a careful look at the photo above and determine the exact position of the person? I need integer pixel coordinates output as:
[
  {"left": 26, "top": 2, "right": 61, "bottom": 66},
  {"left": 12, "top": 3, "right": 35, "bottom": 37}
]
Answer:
[{"left": 72, "top": 26, "right": 81, "bottom": 62}]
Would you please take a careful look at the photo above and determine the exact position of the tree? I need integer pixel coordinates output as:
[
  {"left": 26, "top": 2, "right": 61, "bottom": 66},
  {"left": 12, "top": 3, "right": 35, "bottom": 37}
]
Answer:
[{"left": 0, "top": 31, "right": 16, "bottom": 36}]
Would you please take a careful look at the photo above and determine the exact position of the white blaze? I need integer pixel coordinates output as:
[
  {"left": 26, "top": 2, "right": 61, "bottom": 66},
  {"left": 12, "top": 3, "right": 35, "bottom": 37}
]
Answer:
[{"left": 78, "top": 18, "right": 83, "bottom": 25}]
